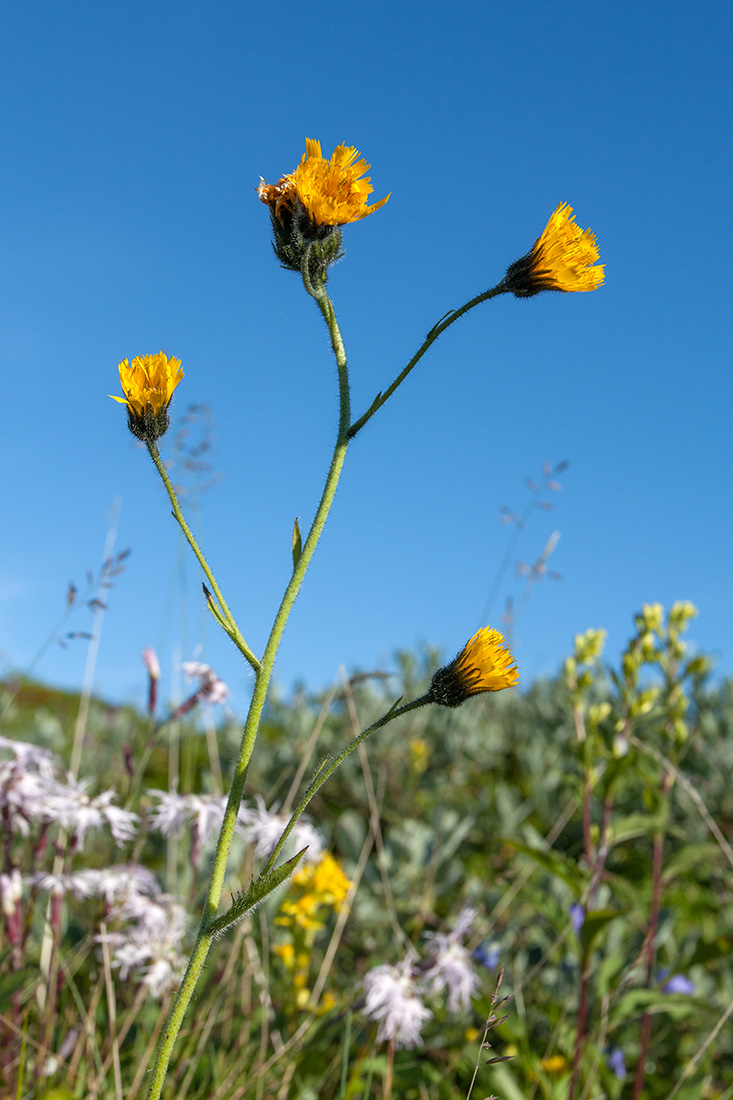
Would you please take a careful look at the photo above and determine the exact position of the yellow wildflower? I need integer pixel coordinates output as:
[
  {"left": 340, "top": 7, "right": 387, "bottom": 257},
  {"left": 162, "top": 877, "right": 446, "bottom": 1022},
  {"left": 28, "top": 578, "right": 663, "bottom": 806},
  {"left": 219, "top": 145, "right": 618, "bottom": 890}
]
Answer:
[
  {"left": 292, "top": 852, "right": 351, "bottom": 908},
  {"left": 110, "top": 352, "right": 183, "bottom": 442},
  {"left": 277, "top": 853, "right": 352, "bottom": 932},
  {"left": 273, "top": 941, "right": 295, "bottom": 968},
  {"left": 505, "top": 204, "right": 604, "bottom": 297},
  {"left": 429, "top": 627, "right": 518, "bottom": 708},
  {"left": 408, "top": 737, "right": 429, "bottom": 775},
  {"left": 541, "top": 1054, "right": 569, "bottom": 1075},
  {"left": 259, "top": 138, "right": 389, "bottom": 227}
]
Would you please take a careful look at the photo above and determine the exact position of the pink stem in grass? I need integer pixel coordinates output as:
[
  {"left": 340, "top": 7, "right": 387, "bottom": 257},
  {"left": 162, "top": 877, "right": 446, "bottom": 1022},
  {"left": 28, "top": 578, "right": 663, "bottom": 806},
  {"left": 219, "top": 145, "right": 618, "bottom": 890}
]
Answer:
[
  {"left": 630, "top": 773, "right": 672, "bottom": 1100},
  {"left": 568, "top": 795, "right": 613, "bottom": 1100},
  {"left": 384, "top": 1037, "right": 394, "bottom": 1100}
]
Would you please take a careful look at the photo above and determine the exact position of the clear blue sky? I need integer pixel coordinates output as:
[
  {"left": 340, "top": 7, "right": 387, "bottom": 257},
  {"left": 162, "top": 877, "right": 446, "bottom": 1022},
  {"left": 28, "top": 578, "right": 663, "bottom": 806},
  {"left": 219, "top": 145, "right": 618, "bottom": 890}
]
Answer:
[{"left": 2, "top": 0, "right": 732, "bottom": 710}]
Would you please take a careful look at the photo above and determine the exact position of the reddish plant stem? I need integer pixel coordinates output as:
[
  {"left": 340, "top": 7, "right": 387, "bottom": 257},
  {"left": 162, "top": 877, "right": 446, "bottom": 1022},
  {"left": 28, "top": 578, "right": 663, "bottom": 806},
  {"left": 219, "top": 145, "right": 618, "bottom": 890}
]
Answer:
[
  {"left": 384, "top": 1037, "right": 395, "bottom": 1100},
  {"left": 630, "top": 773, "right": 672, "bottom": 1100},
  {"left": 582, "top": 772, "right": 593, "bottom": 862},
  {"left": 568, "top": 795, "right": 613, "bottom": 1100}
]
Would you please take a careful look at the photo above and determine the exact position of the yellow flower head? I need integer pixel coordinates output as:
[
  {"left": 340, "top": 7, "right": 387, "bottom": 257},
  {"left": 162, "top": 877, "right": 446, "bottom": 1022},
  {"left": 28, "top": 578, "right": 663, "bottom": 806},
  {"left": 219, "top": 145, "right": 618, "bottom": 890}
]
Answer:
[
  {"left": 277, "top": 853, "right": 353, "bottom": 933},
  {"left": 110, "top": 352, "right": 183, "bottom": 442},
  {"left": 429, "top": 627, "right": 519, "bottom": 708},
  {"left": 505, "top": 204, "right": 604, "bottom": 297},
  {"left": 292, "top": 852, "right": 352, "bottom": 908},
  {"left": 259, "top": 138, "right": 389, "bottom": 227},
  {"left": 541, "top": 1055, "right": 569, "bottom": 1076}
]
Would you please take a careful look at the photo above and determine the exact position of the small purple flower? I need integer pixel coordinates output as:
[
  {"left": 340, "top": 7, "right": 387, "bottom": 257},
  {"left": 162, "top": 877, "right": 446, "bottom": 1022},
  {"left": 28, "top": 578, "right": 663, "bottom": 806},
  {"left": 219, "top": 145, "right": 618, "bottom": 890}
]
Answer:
[
  {"left": 569, "top": 903, "right": 585, "bottom": 936},
  {"left": 662, "top": 974, "right": 695, "bottom": 995},
  {"left": 472, "top": 943, "right": 500, "bottom": 971},
  {"left": 606, "top": 1046, "right": 626, "bottom": 1080}
]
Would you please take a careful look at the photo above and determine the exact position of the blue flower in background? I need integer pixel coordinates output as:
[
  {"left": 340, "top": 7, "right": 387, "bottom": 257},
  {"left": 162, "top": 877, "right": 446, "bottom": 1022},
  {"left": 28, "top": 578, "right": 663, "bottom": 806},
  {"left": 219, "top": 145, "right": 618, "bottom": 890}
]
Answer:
[
  {"left": 569, "top": 903, "right": 585, "bottom": 937},
  {"left": 606, "top": 1047, "right": 627, "bottom": 1080},
  {"left": 662, "top": 973, "right": 695, "bottom": 995},
  {"left": 472, "top": 943, "right": 500, "bottom": 971}
]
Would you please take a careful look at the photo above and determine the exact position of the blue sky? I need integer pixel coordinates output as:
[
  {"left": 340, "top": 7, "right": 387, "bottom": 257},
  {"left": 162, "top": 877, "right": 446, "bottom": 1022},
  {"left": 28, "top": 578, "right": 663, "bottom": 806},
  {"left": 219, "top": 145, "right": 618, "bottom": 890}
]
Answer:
[{"left": 2, "top": 0, "right": 732, "bottom": 710}]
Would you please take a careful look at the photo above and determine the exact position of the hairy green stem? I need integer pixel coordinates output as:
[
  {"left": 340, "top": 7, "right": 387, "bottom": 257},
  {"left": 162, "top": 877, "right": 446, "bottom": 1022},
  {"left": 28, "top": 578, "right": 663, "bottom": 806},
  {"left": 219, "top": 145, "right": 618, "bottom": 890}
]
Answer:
[
  {"left": 347, "top": 280, "right": 507, "bottom": 438},
  {"left": 145, "top": 284, "right": 351, "bottom": 1100},
  {"left": 147, "top": 442, "right": 260, "bottom": 673}
]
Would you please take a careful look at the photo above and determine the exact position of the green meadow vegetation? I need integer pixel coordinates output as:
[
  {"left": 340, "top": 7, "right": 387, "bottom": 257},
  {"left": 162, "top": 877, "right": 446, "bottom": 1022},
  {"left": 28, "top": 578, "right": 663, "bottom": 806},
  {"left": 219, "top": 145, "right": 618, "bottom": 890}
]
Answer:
[{"left": 2, "top": 602, "right": 732, "bottom": 1099}]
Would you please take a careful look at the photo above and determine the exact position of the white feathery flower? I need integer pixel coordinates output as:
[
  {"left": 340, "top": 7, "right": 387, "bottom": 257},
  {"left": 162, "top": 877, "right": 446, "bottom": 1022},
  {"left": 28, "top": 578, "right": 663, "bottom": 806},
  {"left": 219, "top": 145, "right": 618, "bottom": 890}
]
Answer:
[
  {"left": 363, "top": 957, "right": 432, "bottom": 1049},
  {"left": 189, "top": 794, "right": 227, "bottom": 846},
  {"left": 147, "top": 789, "right": 192, "bottom": 837},
  {"left": 423, "top": 906, "right": 480, "bottom": 1012},
  {"left": 451, "top": 905, "right": 477, "bottom": 941},
  {"left": 423, "top": 940, "right": 480, "bottom": 1012},
  {"left": 30, "top": 870, "right": 99, "bottom": 899},
  {"left": 90, "top": 865, "right": 160, "bottom": 906},
  {"left": 30, "top": 864, "right": 159, "bottom": 907},
  {"left": 0, "top": 738, "right": 61, "bottom": 834},
  {"left": 45, "top": 778, "right": 138, "bottom": 849},
  {"left": 0, "top": 736, "right": 57, "bottom": 778},
  {"left": 291, "top": 819, "right": 324, "bottom": 864},
  {"left": 147, "top": 790, "right": 227, "bottom": 847},
  {"left": 238, "top": 796, "right": 323, "bottom": 863},
  {"left": 102, "top": 894, "right": 187, "bottom": 999},
  {"left": 182, "top": 661, "right": 231, "bottom": 708}
]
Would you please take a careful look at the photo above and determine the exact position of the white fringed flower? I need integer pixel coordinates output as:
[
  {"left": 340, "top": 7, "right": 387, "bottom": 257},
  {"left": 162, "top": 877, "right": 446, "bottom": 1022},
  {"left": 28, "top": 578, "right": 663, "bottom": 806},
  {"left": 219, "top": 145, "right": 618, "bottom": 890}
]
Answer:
[
  {"left": 363, "top": 957, "right": 432, "bottom": 1049},
  {"left": 182, "top": 661, "right": 231, "bottom": 708},
  {"left": 100, "top": 889, "right": 187, "bottom": 1000},
  {"left": 423, "top": 906, "right": 480, "bottom": 1012},
  {"left": 147, "top": 789, "right": 227, "bottom": 846},
  {"left": 0, "top": 736, "right": 60, "bottom": 834},
  {"left": 45, "top": 778, "right": 138, "bottom": 849},
  {"left": 238, "top": 796, "right": 323, "bottom": 864}
]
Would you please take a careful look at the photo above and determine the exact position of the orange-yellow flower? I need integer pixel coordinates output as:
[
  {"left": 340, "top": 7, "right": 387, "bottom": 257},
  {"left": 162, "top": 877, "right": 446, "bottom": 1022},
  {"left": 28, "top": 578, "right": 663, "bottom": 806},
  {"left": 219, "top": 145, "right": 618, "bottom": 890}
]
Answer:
[
  {"left": 110, "top": 351, "right": 183, "bottom": 442},
  {"left": 259, "top": 138, "right": 389, "bottom": 227},
  {"left": 505, "top": 204, "right": 604, "bottom": 297},
  {"left": 429, "top": 627, "right": 519, "bottom": 708}
]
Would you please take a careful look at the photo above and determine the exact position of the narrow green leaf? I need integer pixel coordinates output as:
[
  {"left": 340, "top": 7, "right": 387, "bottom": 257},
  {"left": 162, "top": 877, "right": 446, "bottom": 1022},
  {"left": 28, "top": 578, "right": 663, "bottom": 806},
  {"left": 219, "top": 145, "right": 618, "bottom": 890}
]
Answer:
[
  {"left": 663, "top": 842, "right": 723, "bottom": 881},
  {"left": 292, "top": 517, "right": 302, "bottom": 569},
  {"left": 580, "top": 908, "right": 625, "bottom": 957},
  {"left": 607, "top": 811, "right": 677, "bottom": 847},
  {"left": 206, "top": 848, "right": 307, "bottom": 939},
  {"left": 610, "top": 988, "right": 702, "bottom": 1024}
]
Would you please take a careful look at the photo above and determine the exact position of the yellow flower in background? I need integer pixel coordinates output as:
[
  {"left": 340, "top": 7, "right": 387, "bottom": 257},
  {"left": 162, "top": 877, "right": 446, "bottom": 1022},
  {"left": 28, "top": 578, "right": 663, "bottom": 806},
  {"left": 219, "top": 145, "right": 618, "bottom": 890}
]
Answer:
[
  {"left": 277, "top": 852, "right": 352, "bottom": 932},
  {"left": 292, "top": 851, "right": 351, "bottom": 909},
  {"left": 429, "top": 627, "right": 519, "bottom": 708},
  {"left": 259, "top": 138, "right": 389, "bottom": 227},
  {"left": 408, "top": 737, "right": 429, "bottom": 775},
  {"left": 541, "top": 1054, "right": 569, "bottom": 1075},
  {"left": 110, "top": 352, "right": 183, "bottom": 442},
  {"left": 505, "top": 203, "right": 604, "bottom": 297}
]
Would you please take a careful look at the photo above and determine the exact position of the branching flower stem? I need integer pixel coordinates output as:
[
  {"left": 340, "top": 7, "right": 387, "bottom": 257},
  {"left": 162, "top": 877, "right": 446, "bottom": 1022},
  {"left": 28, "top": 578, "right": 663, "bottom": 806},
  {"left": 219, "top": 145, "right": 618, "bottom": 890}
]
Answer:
[
  {"left": 144, "top": 271, "right": 505, "bottom": 1098},
  {"left": 347, "top": 280, "right": 507, "bottom": 438},
  {"left": 145, "top": 280, "right": 355, "bottom": 1100},
  {"left": 147, "top": 442, "right": 260, "bottom": 674}
]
